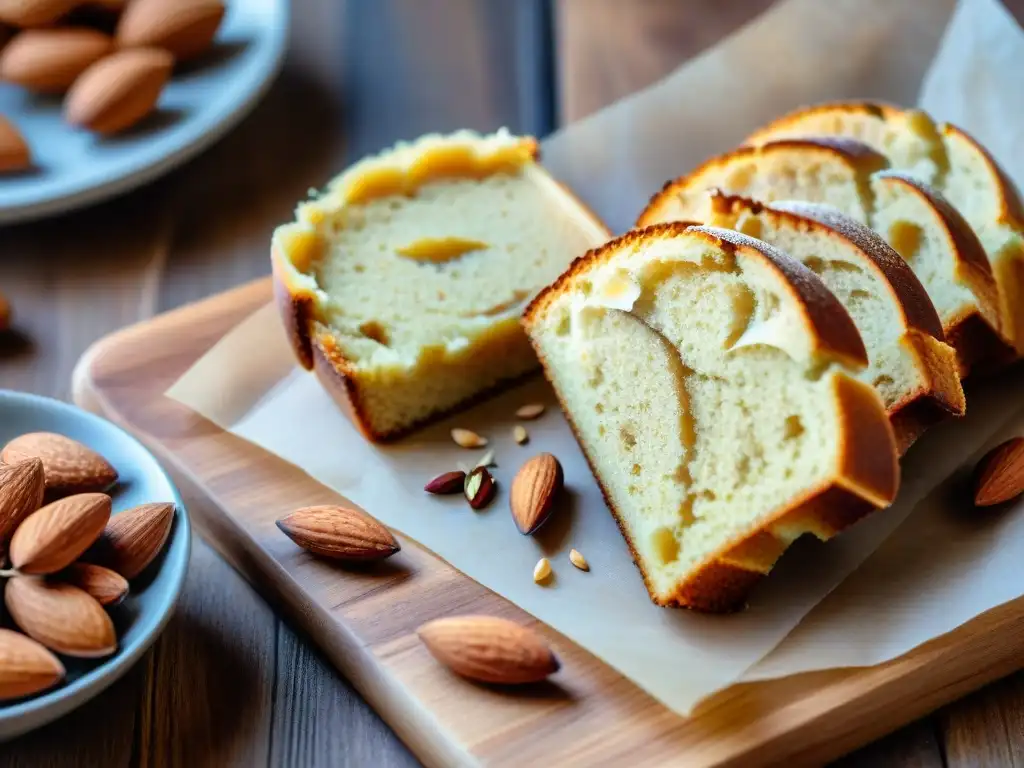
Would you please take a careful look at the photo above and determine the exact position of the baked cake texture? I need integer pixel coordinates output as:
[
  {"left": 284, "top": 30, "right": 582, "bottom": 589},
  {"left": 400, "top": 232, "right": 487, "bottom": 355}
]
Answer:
[
  {"left": 523, "top": 223, "right": 900, "bottom": 611},
  {"left": 704, "top": 193, "right": 964, "bottom": 452},
  {"left": 637, "top": 138, "right": 1011, "bottom": 374},
  {"left": 745, "top": 103, "right": 1024, "bottom": 356},
  {"left": 272, "top": 129, "right": 610, "bottom": 440}
]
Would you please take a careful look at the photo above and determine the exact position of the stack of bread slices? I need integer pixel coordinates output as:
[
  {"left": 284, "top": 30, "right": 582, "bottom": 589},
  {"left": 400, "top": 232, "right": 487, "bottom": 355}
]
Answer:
[
  {"left": 525, "top": 102, "right": 1022, "bottom": 611},
  {"left": 273, "top": 103, "right": 1022, "bottom": 613}
]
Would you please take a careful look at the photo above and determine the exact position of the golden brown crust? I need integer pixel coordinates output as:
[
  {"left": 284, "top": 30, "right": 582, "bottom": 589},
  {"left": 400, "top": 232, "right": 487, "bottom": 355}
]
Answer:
[
  {"left": 707, "top": 194, "right": 963, "bottom": 453},
  {"left": 635, "top": 138, "right": 889, "bottom": 229},
  {"left": 940, "top": 124, "right": 1024, "bottom": 230},
  {"left": 524, "top": 225, "right": 899, "bottom": 612},
  {"left": 743, "top": 100, "right": 906, "bottom": 146},
  {"left": 271, "top": 242, "right": 316, "bottom": 370},
  {"left": 873, "top": 171, "right": 1012, "bottom": 373}
]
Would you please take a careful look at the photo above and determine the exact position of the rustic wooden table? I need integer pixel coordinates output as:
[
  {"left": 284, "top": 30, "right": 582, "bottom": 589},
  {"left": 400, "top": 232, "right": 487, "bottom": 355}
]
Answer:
[{"left": 1, "top": 1, "right": 1022, "bottom": 765}]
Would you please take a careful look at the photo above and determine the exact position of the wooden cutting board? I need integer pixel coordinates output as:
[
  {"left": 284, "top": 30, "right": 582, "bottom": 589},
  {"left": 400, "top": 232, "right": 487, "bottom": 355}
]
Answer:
[{"left": 72, "top": 277, "right": 1024, "bottom": 768}]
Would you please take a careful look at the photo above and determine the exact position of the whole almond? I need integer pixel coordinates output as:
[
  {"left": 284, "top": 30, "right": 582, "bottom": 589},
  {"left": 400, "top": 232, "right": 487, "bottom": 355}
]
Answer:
[
  {"left": 974, "top": 437, "right": 1024, "bottom": 506},
  {"left": 61, "top": 562, "right": 128, "bottom": 606},
  {"left": 0, "top": 0, "right": 80, "bottom": 27},
  {"left": 9, "top": 493, "right": 111, "bottom": 575},
  {"left": 510, "top": 453, "right": 563, "bottom": 534},
  {"left": 2, "top": 432, "right": 118, "bottom": 497},
  {"left": 1, "top": 28, "right": 113, "bottom": 94},
  {"left": 0, "top": 114, "right": 29, "bottom": 174},
  {"left": 5, "top": 577, "right": 117, "bottom": 658},
  {"left": 64, "top": 47, "right": 173, "bottom": 135},
  {"left": 417, "top": 615, "right": 560, "bottom": 684},
  {"left": 0, "top": 628, "right": 64, "bottom": 702},
  {"left": 116, "top": 0, "right": 225, "bottom": 62},
  {"left": 276, "top": 505, "right": 399, "bottom": 561},
  {"left": 83, "top": 501, "right": 174, "bottom": 579},
  {"left": 0, "top": 458, "right": 45, "bottom": 547}
]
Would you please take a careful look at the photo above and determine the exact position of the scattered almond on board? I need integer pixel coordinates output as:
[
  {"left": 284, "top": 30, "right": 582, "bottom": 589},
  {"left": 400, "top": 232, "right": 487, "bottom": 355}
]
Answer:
[
  {"left": 0, "top": 432, "right": 176, "bottom": 702},
  {"left": 417, "top": 615, "right": 560, "bottom": 685},
  {"left": 276, "top": 505, "right": 400, "bottom": 562},
  {"left": 510, "top": 452, "right": 563, "bottom": 535},
  {"left": 973, "top": 437, "right": 1024, "bottom": 507},
  {"left": 0, "top": 0, "right": 226, "bottom": 168}
]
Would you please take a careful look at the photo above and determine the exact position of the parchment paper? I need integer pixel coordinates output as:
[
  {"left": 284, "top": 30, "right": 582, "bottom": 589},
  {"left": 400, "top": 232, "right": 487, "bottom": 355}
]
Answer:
[{"left": 166, "top": 0, "right": 1024, "bottom": 715}]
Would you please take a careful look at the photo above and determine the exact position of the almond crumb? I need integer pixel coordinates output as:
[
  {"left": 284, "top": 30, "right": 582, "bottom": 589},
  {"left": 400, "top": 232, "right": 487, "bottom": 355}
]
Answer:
[
  {"left": 569, "top": 549, "right": 589, "bottom": 571},
  {"left": 451, "top": 428, "right": 487, "bottom": 449},
  {"left": 476, "top": 449, "right": 496, "bottom": 469},
  {"left": 513, "top": 425, "right": 528, "bottom": 445},
  {"left": 533, "top": 557, "right": 552, "bottom": 584},
  {"left": 516, "top": 403, "right": 545, "bottom": 420}
]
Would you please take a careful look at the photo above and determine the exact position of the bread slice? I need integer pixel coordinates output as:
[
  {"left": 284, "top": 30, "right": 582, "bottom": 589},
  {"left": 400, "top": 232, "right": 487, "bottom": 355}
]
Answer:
[
  {"left": 705, "top": 193, "right": 964, "bottom": 452},
  {"left": 637, "top": 138, "right": 1010, "bottom": 374},
  {"left": 523, "top": 223, "right": 899, "bottom": 611},
  {"left": 745, "top": 102, "right": 1024, "bottom": 354},
  {"left": 272, "top": 129, "right": 610, "bottom": 441}
]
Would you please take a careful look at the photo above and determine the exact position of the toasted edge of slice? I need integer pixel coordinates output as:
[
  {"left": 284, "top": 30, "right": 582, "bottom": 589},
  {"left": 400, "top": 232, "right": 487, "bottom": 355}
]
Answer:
[
  {"left": 272, "top": 130, "right": 610, "bottom": 441},
  {"left": 524, "top": 222, "right": 899, "bottom": 611},
  {"left": 635, "top": 138, "right": 889, "bottom": 229},
  {"left": 709, "top": 193, "right": 964, "bottom": 453}
]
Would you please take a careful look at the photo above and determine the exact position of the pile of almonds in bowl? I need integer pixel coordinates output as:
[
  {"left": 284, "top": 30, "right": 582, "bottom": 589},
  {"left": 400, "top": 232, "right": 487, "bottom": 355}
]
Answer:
[
  {"left": 0, "top": 0, "right": 227, "bottom": 172},
  {"left": 0, "top": 431, "right": 175, "bottom": 702}
]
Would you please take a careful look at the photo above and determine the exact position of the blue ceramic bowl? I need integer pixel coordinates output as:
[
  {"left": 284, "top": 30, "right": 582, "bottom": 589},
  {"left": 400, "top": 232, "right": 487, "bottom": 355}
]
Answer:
[{"left": 0, "top": 390, "right": 190, "bottom": 740}]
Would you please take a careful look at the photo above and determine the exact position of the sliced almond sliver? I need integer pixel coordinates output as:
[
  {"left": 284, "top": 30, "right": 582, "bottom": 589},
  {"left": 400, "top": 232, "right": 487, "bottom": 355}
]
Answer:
[
  {"left": 533, "top": 557, "right": 552, "bottom": 584},
  {"left": 513, "top": 425, "right": 528, "bottom": 445},
  {"left": 451, "top": 428, "right": 487, "bottom": 449},
  {"left": 569, "top": 548, "right": 589, "bottom": 571},
  {"left": 516, "top": 404, "right": 545, "bottom": 420}
]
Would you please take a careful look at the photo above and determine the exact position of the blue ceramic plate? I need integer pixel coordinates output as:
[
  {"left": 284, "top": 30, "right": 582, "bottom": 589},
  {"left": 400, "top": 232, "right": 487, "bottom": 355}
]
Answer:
[
  {"left": 0, "top": 390, "right": 190, "bottom": 741},
  {"left": 0, "top": 0, "right": 288, "bottom": 225}
]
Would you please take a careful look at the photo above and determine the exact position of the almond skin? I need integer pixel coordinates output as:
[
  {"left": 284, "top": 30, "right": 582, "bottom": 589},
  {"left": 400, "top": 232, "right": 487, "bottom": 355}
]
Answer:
[
  {"left": 0, "top": 0, "right": 80, "bottom": 27},
  {"left": 0, "top": 114, "right": 29, "bottom": 174},
  {"left": 64, "top": 47, "right": 173, "bottom": 135},
  {"left": 974, "top": 437, "right": 1024, "bottom": 506},
  {"left": 61, "top": 562, "right": 128, "bottom": 606},
  {"left": 116, "top": 0, "right": 225, "bottom": 62},
  {"left": 2, "top": 432, "right": 118, "bottom": 497},
  {"left": 417, "top": 615, "right": 560, "bottom": 684},
  {"left": 510, "top": 453, "right": 563, "bottom": 534},
  {"left": 1, "top": 28, "right": 113, "bottom": 93},
  {"left": 0, "top": 458, "right": 45, "bottom": 548},
  {"left": 84, "top": 501, "right": 174, "bottom": 580},
  {"left": 276, "top": 505, "right": 399, "bottom": 561},
  {"left": 10, "top": 493, "right": 111, "bottom": 575},
  {"left": 5, "top": 577, "right": 117, "bottom": 658},
  {"left": 0, "top": 628, "right": 64, "bottom": 701}
]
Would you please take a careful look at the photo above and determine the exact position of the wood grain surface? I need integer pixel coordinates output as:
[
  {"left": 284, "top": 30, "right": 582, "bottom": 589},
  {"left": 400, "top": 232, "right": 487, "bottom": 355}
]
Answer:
[{"left": 0, "top": 0, "right": 1023, "bottom": 765}]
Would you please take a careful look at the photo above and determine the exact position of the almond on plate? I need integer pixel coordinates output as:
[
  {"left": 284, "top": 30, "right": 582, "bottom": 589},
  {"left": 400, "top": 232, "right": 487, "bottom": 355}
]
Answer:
[
  {"left": 0, "top": 628, "right": 64, "bottom": 702},
  {"left": 510, "top": 453, "right": 563, "bottom": 535},
  {"left": 64, "top": 47, "right": 173, "bottom": 135},
  {"left": 0, "top": 458, "right": 44, "bottom": 546},
  {"left": 0, "top": 28, "right": 113, "bottom": 93},
  {"left": 0, "top": 114, "right": 30, "bottom": 174},
  {"left": 2, "top": 432, "right": 118, "bottom": 497},
  {"left": 5, "top": 577, "right": 117, "bottom": 658},
  {"left": 9, "top": 492, "right": 111, "bottom": 575},
  {"left": 116, "top": 0, "right": 225, "bottom": 62},
  {"left": 417, "top": 615, "right": 560, "bottom": 684},
  {"left": 0, "top": 0, "right": 81, "bottom": 27},
  {"left": 276, "top": 505, "right": 400, "bottom": 562},
  {"left": 84, "top": 501, "right": 174, "bottom": 579},
  {"left": 974, "top": 437, "right": 1024, "bottom": 506},
  {"left": 60, "top": 562, "right": 128, "bottom": 606}
]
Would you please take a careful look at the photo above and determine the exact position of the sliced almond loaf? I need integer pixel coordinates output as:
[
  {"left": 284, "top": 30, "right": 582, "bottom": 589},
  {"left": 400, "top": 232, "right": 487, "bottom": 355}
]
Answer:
[
  {"left": 272, "top": 129, "right": 610, "bottom": 441},
  {"left": 745, "top": 102, "right": 1024, "bottom": 354},
  {"left": 637, "top": 138, "right": 1011, "bottom": 374},
  {"left": 705, "top": 193, "right": 964, "bottom": 453},
  {"left": 523, "top": 223, "right": 899, "bottom": 611}
]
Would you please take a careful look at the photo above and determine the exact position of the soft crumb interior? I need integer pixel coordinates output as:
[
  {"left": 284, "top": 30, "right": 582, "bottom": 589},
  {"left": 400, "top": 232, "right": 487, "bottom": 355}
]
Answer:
[
  {"left": 308, "top": 167, "right": 602, "bottom": 368},
  {"left": 748, "top": 109, "right": 944, "bottom": 185},
  {"left": 712, "top": 207, "right": 919, "bottom": 409},
  {"left": 530, "top": 235, "right": 845, "bottom": 600},
  {"left": 869, "top": 176, "right": 995, "bottom": 331},
  {"left": 652, "top": 146, "right": 871, "bottom": 226}
]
